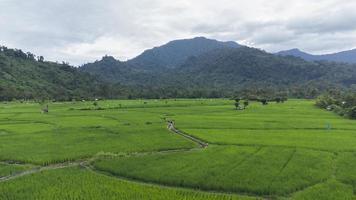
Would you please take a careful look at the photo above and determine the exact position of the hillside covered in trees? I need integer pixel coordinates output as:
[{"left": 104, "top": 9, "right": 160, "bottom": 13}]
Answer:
[
  {"left": 0, "top": 46, "right": 117, "bottom": 101},
  {"left": 2, "top": 37, "right": 356, "bottom": 101},
  {"left": 80, "top": 38, "right": 356, "bottom": 99},
  {"left": 277, "top": 48, "right": 356, "bottom": 64}
]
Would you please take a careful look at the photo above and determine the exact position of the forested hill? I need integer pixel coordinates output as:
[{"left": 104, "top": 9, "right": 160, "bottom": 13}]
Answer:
[
  {"left": 80, "top": 37, "right": 242, "bottom": 84},
  {"left": 126, "top": 37, "right": 240, "bottom": 71},
  {"left": 0, "top": 46, "right": 111, "bottom": 101},
  {"left": 80, "top": 41, "right": 356, "bottom": 99},
  {"left": 81, "top": 37, "right": 241, "bottom": 77},
  {"left": 277, "top": 48, "right": 356, "bottom": 64},
  {"left": 173, "top": 47, "right": 356, "bottom": 96},
  {"left": 3, "top": 37, "right": 356, "bottom": 101}
]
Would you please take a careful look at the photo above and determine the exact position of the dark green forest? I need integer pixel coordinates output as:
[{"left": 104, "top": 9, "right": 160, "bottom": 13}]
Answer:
[
  {"left": 81, "top": 40, "right": 356, "bottom": 99},
  {"left": 0, "top": 46, "right": 126, "bottom": 101}
]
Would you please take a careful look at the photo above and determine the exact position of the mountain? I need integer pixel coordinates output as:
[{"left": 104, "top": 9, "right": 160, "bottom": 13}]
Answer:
[
  {"left": 80, "top": 37, "right": 241, "bottom": 83},
  {"left": 0, "top": 46, "right": 111, "bottom": 101},
  {"left": 276, "top": 49, "right": 317, "bottom": 61},
  {"left": 79, "top": 56, "right": 165, "bottom": 85},
  {"left": 320, "top": 49, "right": 356, "bottom": 64},
  {"left": 126, "top": 37, "right": 241, "bottom": 70},
  {"left": 82, "top": 43, "right": 356, "bottom": 98},
  {"left": 6, "top": 37, "right": 356, "bottom": 101},
  {"left": 277, "top": 48, "right": 356, "bottom": 64},
  {"left": 176, "top": 47, "right": 356, "bottom": 91},
  {"left": 80, "top": 55, "right": 137, "bottom": 83},
  {"left": 80, "top": 38, "right": 356, "bottom": 98}
]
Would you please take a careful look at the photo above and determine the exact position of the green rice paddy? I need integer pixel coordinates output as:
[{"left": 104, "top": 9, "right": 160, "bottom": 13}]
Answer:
[{"left": 1, "top": 99, "right": 356, "bottom": 199}]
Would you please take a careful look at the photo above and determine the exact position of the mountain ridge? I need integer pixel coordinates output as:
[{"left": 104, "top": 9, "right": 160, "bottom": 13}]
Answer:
[
  {"left": 277, "top": 48, "right": 356, "bottom": 64},
  {"left": 126, "top": 37, "right": 241, "bottom": 70},
  {"left": 3, "top": 36, "right": 356, "bottom": 100}
]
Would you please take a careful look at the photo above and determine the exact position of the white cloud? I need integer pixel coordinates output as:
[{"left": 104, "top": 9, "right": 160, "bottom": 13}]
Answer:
[{"left": 1, "top": 0, "right": 356, "bottom": 65}]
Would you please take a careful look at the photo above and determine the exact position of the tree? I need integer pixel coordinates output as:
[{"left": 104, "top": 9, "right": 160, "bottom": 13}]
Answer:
[
  {"left": 243, "top": 100, "right": 249, "bottom": 108},
  {"left": 261, "top": 99, "right": 268, "bottom": 105},
  {"left": 348, "top": 106, "right": 356, "bottom": 119},
  {"left": 93, "top": 101, "right": 99, "bottom": 109},
  {"left": 37, "top": 56, "right": 44, "bottom": 62},
  {"left": 235, "top": 102, "right": 240, "bottom": 110},
  {"left": 26, "top": 52, "right": 35, "bottom": 60}
]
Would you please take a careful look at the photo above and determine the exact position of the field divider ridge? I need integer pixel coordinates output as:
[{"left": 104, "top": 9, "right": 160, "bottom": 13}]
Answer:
[{"left": 167, "top": 121, "right": 209, "bottom": 148}]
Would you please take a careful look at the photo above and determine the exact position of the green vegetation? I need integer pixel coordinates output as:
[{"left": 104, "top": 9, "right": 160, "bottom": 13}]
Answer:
[
  {"left": 3, "top": 40, "right": 356, "bottom": 101},
  {"left": 93, "top": 146, "right": 333, "bottom": 195},
  {"left": 0, "top": 99, "right": 356, "bottom": 199},
  {"left": 81, "top": 41, "right": 356, "bottom": 99},
  {"left": 0, "top": 100, "right": 197, "bottom": 165},
  {"left": 316, "top": 92, "right": 356, "bottom": 119},
  {"left": 0, "top": 167, "right": 255, "bottom": 200},
  {"left": 0, "top": 46, "right": 115, "bottom": 101},
  {"left": 0, "top": 163, "right": 33, "bottom": 178},
  {"left": 174, "top": 100, "right": 356, "bottom": 151},
  {"left": 336, "top": 152, "right": 356, "bottom": 190},
  {"left": 292, "top": 180, "right": 354, "bottom": 200}
]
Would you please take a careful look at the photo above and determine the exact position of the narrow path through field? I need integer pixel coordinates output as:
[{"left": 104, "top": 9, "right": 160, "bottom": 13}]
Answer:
[
  {"left": 0, "top": 160, "right": 86, "bottom": 182},
  {"left": 167, "top": 121, "right": 208, "bottom": 148}
]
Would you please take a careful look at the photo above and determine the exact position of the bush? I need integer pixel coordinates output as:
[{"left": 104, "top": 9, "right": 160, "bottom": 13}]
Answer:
[{"left": 347, "top": 107, "right": 356, "bottom": 119}]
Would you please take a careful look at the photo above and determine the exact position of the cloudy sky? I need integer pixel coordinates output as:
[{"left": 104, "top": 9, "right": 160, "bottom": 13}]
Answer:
[{"left": 1, "top": 0, "right": 356, "bottom": 65}]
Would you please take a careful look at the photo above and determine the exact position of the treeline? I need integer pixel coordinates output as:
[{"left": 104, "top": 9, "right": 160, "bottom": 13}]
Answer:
[
  {"left": 123, "top": 84, "right": 341, "bottom": 100},
  {"left": 316, "top": 91, "right": 356, "bottom": 119}
]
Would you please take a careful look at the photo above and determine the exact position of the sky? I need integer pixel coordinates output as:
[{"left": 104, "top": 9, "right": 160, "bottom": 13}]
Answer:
[{"left": 1, "top": 0, "right": 356, "bottom": 65}]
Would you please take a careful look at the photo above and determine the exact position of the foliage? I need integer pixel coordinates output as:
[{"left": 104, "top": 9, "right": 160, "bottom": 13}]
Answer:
[
  {"left": 0, "top": 46, "right": 116, "bottom": 101},
  {"left": 316, "top": 92, "right": 356, "bottom": 119},
  {"left": 3, "top": 40, "right": 356, "bottom": 100},
  {"left": 81, "top": 44, "right": 356, "bottom": 99}
]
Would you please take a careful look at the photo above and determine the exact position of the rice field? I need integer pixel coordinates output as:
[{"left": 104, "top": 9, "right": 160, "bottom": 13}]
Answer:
[
  {"left": 93, "top": 145, "right": 334, "bottom": 195},
  {"left": 1, "top": 99, "right": 356, "bottom": 199},
  {"left": 0, "top": 167, "right": 255, "bottom": 200}
]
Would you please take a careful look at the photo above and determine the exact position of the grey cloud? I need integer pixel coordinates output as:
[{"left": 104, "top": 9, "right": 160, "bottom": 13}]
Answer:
[
  {"left": 288, "top": 9, "right": 356, "bottom": 34},
  {"left": 1, "top": 0, "right": 356, "bottom": 65}
]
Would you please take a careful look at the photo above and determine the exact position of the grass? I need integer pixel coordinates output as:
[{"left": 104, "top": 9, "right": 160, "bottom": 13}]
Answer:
[
  {"left": 0, "top": 167, "right": 257, "bottom": 200},
  {"left": 93, "top": 145, "right": 333, "bottom": 195},
  {"left": 336, "top": 152, "right": 356, "bottom": 191},
  {"left": 0, "top": 101, "right": 199, "bottom": 165},
  {"left": 1, "top": 99, "right": 356, "bottom": 199},
  {"left": 291, "top": 179, "right": 354, "bottom": 200},
  {"left": 0, "top": 163, "right": 33, "bottom": 178},
  {"left": 173, "top": 100, "right": 356, "bottom": 151}
]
